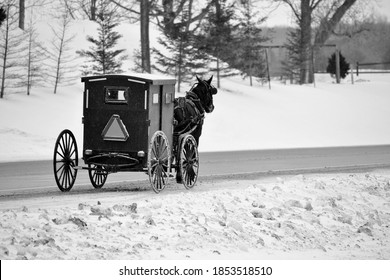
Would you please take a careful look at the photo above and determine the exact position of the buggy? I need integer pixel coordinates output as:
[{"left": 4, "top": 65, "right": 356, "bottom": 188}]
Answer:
[{"left": 53, "top": 74, "right": 199, "bottom": 193}]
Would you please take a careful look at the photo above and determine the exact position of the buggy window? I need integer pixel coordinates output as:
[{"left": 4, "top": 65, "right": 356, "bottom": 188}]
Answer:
[{"left": 105, "top": 87, "right": 129, "bottom": 104}]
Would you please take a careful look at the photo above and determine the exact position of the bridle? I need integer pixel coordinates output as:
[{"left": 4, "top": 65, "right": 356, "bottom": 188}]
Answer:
[{"left": 189, "top": 80, "right": 217, "bottom": 96}]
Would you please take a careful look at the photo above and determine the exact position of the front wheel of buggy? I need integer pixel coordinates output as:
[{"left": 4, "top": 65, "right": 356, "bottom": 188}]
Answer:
[
  {"left": 53, "top": 129, "right": 78, "bottom": 192},
  {"left": 147, "top": 131, "right": 171, "bottom": 193},
  {"left": 179, "top": 134, "right": 199, "bottom": 189},
  {"left": 88, "top": 164, "right": 108, "bottom": 189}
]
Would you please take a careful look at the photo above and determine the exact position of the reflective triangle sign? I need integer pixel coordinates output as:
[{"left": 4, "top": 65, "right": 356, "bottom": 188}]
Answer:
[{"left": 101, "top": 114, "right": 129, "bottom": 141}]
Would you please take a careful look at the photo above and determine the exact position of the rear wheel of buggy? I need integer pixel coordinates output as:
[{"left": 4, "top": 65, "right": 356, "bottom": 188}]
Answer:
[
  {"left": 88, "top": 164, "right": 108, "bottom": 189},
  {"left": 53, "top": 129, "right": 78, "bottom": 192},
  {"left": 147, "top": 131, "right": 171, "bottom": 193},
  {"left": 179, "top": 134, "right": 199, "bottom": 189}
]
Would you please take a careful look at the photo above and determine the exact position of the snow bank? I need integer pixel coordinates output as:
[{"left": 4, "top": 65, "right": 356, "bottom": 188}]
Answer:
[{"left": 1, "top": 171, "right": 389, "bottom": 259}]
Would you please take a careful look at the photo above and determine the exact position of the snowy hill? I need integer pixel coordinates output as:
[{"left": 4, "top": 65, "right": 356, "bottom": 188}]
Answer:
[{"left": 1, "top": 73, "right": 390, "bottom": 162}]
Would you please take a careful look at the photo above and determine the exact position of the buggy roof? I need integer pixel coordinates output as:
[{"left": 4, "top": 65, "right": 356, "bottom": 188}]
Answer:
[{"left": 81, "top": 73, "right": 176, "bottom": 85}]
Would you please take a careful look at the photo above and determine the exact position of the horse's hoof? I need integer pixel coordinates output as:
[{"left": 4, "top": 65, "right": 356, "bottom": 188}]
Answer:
[{"left": 176, "top": 175, "right": 182, "bottom": 184}]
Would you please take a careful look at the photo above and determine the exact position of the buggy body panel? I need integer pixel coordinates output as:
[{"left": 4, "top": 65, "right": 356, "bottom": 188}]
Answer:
[{"left": 81, "top": 74, "right": 176, "bottom": 171}]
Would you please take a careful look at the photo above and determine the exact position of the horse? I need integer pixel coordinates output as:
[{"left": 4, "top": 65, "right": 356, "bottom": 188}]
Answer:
[{"left": 173, "top": 75, "right": 217, "bottom": 183}]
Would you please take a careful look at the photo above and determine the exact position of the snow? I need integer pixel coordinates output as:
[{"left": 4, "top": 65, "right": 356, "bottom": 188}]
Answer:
[
  {"left": 1, "top": 17, "right": 390, "bottom": 262},
  {"left": 1, "top": 171, "right": 390, "bottom": 259},
  {"left": 1, "top": 16, "right": 390, "bottom": 162},
  {"left": 1, "top": 73, "right": 390, "bottom": 162}
]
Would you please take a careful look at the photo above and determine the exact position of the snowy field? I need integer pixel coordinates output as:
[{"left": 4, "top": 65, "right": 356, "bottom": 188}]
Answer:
[
  {"left": 0, "top": 18, "right": 390, "bottom": 162},
  {"left": 1, "top": 171, "right": 390, "bottom": 260},
  {"left": 1, "top": 73, "right": 390, "bottom": 162}
]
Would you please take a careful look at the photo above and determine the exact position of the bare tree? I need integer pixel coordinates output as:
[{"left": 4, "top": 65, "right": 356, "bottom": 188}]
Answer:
[
  {"left": 23, "top": 9, "right": 47, "bottom": 95},
  {"left": 47, "top": 9, "right": 76, "bottom": 94},
  {"left": 108, "top": 0, "right": 151, "bottom": 72},
  {"left": 278, "top": 0, "right": 358, "bottom": 84},
  {"left": 60, "top": 0, "right": 98, "bottom": 20},
  {"left": 0, "top": 0, "right": 28, "bottom": 98}
]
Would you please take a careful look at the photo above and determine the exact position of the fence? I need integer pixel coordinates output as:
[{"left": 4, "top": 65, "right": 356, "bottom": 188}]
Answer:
[{"left": 356, "top": 62, "right": 390, "bottom": 75}]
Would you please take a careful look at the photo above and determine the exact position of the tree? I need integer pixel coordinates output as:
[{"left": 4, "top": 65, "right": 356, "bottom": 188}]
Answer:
[
  {"left": 326, "top": 51, "right": 349, "bottom": 78},
  {"left": 47, "top": 9, "right": 77, "bottom": 94},
  {"left": 155, "top": 0, "right": 212, "bottom": 39},
  {"left": 196, "top": 0, "right": 237, "bottom": 88},
  {"left": 153, "top": 0, "right": 210, "bottom": 92},
  {"left": 278, "top": 0, "right": 357, "bottom": 84},
  {"left": 108, "top": 0, "right": 150, "bottom": 72},
  {"left": 77, "top": 0, "right": 126, "bottom": 75},
  {"left": 0, "top": 6, "right": 6, "bottom": 26},
  {"left": 60, "top": 0, "right": 99, "bottom": 20},
  {"left": 0, "top": 0, "right": 28, "bottom": 98},
  {"left": 233, "top": 0, "right": 268, "bottom": 86},
  {"left": 22, "top": 16, "right": 46, "bottom": 95},
  {"left": 140, "top": 0, "right": 150, "bottom": 72},
  {"left": 283, "top": 26, "right": 301, "bottom": 82}
]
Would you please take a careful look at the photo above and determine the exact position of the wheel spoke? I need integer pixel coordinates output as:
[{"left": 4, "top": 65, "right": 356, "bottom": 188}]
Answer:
[
  {"left": 56, "top": 163, "right": 65, "bottom": 174},
  {"left": 57, "top": 142, "right": 66, "bottom": 159},
  {"left": 148, "top": 131, "right": 170, "bottom": 193}
]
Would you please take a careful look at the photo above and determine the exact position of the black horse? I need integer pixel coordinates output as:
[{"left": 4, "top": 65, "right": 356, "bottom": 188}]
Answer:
[{"left": 173, "top": 75, "right": 217, "bottom": 183}]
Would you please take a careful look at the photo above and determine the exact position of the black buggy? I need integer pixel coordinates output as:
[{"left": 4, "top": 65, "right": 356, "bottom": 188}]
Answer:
[{"left": 53, "top": 74, "right": 199, "bottom": 193}]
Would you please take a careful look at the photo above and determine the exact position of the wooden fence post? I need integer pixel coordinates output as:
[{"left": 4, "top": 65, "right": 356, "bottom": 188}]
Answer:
[
  {"left": 350, "top": 64, "right": 354, "bottom": 84},
  {"left": 335, "top": 49, "right": 341, "bottom": 84},
  {"left": 356, "top": 62, "right": 359, "bottom": 76},
  {"left": 264, "top": 48, "right": 271, "bottom": 90},
  {"left": 311, "top": 47, "right": 316, "bottom": 88}
]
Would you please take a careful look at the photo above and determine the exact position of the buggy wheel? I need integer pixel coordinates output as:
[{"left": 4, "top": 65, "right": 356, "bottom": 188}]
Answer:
[
  {"left": 88, "top": 164, "right": 108, "bottom": 189},
  {"left": 53, "top": 129, "right": 78, "bottom": 192},
  {"left": 179, "top": 134, "right": 199, "bottom": 189},
  {"left": 147, "top": 131, "right": 171, "bottom": 193}
]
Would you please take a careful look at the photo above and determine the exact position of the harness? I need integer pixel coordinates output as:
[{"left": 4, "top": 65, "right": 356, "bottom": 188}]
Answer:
[{"left": 174, "top": 91, "right": 205, "bottom": 135}]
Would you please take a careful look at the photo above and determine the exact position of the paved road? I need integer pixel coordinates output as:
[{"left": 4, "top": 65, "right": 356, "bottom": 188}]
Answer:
[{"left": 1, "top": 145, "right": 390, "bottom": 195}]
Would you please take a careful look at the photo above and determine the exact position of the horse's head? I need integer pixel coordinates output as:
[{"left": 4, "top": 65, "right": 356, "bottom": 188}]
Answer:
[{"left": 193, "top": 75, "right": 217, "bottom": 113}]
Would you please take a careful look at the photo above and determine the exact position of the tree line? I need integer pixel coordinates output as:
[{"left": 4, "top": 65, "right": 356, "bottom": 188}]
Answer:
[{"left": 0, "top": 0, "right": 78, "bottom": 98}]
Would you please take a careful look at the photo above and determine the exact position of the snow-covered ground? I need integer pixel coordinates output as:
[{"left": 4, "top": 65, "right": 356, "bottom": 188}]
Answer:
[
  {"left": 1, "top": 171, "right": 389, "bottom": 260},
  {"left": 1, "top": 73, "right": 390, "bottom": 162},
  {"left": 1, "top": 15, "right": 390, "bottom": 162},
  {"left": 1, "top": 17, "right": 390, "bottom": 262}
]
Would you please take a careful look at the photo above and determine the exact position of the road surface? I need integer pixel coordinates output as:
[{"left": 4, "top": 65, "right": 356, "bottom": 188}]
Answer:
[{"left": 1, "top": 145, "right": 390, "bottom": 196}]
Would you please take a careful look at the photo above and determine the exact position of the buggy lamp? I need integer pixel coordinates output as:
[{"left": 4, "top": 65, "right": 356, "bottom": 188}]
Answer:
[
  {"left": 85, "top": 149, "right": 93, "bottom": 155},
  {"left": 137, "top": 151, "right": 145, "bottom": 157}
]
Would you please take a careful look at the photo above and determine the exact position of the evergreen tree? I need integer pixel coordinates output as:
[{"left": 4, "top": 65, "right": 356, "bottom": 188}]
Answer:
[
  {"left": 232, "top": 0, "right": 267, "bottom": 86},
  {"left": 153, "top": 1, "right": 209, "bottom": 92},
  {"left": 77, "top": 1, "right": 126, "bottom": 75},
  {"left": 196, "top": 0, "right": 237, "bottom": 88},
  {"left": 0, "top": 6, "right": 6, "bottom": 26},
  {"left": 153, "top": 31, "right": 209, "bottom": 92},
  {"left": 326, "top": 51, "right": 350, "bottom": 79},
  {"left": 283, "top": 26, "right": 301, "bottom": 83}
]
